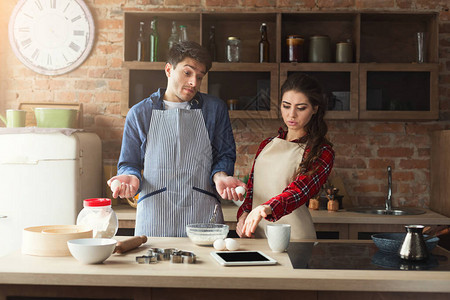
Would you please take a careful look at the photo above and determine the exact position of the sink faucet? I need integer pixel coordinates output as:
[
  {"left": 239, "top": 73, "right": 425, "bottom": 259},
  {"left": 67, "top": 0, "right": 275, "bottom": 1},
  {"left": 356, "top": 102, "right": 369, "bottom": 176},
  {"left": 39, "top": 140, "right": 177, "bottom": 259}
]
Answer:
[{"left": 385, "top": 166, "right": 392, "bottom": 211}]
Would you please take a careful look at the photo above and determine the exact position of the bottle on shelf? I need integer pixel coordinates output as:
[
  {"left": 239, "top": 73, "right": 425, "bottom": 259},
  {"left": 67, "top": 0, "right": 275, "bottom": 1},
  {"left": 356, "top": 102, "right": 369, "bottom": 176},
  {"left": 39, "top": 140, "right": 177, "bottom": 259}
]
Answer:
[
  {"left": 259, "top": 23, "right": 269, "bottom": 63},
  {"left": 179, "top": 25, "right": 188, "bottom": 42},
  {"left": 168, "top": 21, "right": 179, "bottom": 51},
  {"left": 137, "top": 21, "right": 148, "bottom": 61},
  {"left": 209, "top": 25, "right": 217, "bottom": 61},
  {"left": 148, "top": 18, "right": 159, "bottom": 62}
]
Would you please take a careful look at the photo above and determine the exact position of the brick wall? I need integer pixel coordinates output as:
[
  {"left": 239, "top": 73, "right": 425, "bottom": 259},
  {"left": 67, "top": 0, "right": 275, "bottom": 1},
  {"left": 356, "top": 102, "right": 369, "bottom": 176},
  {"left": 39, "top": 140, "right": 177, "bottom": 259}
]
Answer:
[{"left": 1, "top": 0, "right": 449, "bottom": 208}]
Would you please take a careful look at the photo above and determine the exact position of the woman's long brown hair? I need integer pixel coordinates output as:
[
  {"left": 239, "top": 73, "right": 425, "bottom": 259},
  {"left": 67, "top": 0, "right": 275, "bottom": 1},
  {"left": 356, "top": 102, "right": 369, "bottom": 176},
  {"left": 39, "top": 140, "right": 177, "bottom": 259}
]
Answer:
[{"left": 280, "top": 73, "right": 332, "bottom": 176}]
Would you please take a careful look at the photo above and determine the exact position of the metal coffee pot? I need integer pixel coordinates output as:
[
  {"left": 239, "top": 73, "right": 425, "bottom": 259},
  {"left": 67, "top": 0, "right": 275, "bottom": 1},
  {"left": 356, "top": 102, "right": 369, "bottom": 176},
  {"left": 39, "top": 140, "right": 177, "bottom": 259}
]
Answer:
[{"left": 399, "top": 225, "right": 428, "bottom": 261}]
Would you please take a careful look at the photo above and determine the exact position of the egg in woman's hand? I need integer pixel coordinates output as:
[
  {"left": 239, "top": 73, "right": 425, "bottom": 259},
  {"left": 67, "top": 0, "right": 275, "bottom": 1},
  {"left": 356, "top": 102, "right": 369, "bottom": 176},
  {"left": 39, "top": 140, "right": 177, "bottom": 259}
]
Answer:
[
  {"left": 110, "top": 179, "right": 121, "bottom": 192},
  {"left": 235, "top": 186, "right": 246, "bottom": 196},
  {"left": 225, "top": 238, "right": 240, "bottom": 251},
  {"left": 213, "top": 239, "right": 227, "bottom": 250}
]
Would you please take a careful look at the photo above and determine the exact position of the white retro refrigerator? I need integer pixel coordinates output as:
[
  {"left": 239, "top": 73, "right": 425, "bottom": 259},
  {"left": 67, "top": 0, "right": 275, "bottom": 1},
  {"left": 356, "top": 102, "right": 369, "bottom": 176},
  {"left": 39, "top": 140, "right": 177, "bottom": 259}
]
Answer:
[{"left": 0, "top": 131, "right": 102, "bottom": 256}]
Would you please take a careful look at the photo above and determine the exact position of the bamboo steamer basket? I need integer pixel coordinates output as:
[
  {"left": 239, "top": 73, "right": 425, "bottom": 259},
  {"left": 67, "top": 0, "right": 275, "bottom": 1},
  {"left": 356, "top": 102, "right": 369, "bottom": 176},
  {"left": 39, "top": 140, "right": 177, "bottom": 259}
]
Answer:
[{"left": 22, "top": 225, "right": 93, "bottom": 257}]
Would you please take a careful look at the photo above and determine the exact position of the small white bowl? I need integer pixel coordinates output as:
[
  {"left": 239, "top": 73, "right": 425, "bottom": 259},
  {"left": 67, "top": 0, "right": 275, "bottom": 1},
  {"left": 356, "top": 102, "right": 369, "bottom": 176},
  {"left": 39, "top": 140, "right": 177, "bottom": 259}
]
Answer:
[{"left": 67, "top": 238, "right": 117, "bottom": 264}]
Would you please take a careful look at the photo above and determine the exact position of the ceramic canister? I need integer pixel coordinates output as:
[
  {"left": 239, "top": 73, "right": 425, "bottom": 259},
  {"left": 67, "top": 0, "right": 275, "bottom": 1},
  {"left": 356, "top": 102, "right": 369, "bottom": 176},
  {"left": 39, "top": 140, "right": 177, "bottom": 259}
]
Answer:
[
  {"left": 308, "top": 35, "right": 331, "bottom": 63},
  {"left": 336, "top": 42, "right": 353, "bottom": 63}
]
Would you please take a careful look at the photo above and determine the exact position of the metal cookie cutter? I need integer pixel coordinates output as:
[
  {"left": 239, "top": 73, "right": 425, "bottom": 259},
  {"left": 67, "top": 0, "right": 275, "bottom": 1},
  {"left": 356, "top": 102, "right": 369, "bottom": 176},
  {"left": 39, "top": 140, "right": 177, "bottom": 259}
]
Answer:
[
  {"left": 170, "top": 253, "right": 183, "bottom": 264},
  {"left": 136, "top": 255, "right": 148, "bottom": 264},
  {"left": 162, "top": 248, "right": 177, "bottom": 260},
  {"left": 181, "top": 251, "right": 196, "bottom": 264},
  {"left": 150, "top": 248, "right": 177, "bottom": 261},
  {"left": 135, "top": 255, "right": 157, "bottom": 264}
]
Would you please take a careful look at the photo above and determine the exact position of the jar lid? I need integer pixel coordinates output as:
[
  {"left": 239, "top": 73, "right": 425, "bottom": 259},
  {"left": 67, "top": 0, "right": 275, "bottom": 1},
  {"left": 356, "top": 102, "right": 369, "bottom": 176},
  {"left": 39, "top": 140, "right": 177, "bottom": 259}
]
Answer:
[
  {"left": 287, "top": 35, "right": 303, "bottom": 39},
  {"left": 83, "top": 198, "right": 111, "bottom": 207},
  {"left": 227, "top": 36, "right": 239, "bottom": 40},
  {"left": 310, "top": 35, "right": 330, "bottom": 39}
]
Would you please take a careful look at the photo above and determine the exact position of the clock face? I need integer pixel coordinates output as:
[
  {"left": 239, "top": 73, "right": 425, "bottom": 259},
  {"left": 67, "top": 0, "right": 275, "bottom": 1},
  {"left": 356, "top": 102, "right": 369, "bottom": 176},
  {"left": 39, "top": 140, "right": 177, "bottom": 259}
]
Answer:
[{"left": 8, "top": 0, "right": 95, "bottom": 76}]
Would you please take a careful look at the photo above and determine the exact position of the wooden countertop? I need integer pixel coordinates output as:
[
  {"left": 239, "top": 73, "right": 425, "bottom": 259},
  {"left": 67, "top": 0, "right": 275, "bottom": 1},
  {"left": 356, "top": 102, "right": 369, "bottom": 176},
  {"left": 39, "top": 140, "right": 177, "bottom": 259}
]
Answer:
[
  {"left": 0, "top": 237, "right": 449, "bottom": 293},
  {"left": 114, "top": 204, "right": 450, "bottom": 226}
]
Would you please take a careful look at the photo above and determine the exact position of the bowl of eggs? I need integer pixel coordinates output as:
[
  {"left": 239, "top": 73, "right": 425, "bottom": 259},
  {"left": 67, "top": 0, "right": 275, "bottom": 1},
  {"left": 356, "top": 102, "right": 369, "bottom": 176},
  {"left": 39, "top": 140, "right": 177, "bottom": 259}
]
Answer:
[{"left": 186, "top": 223, "right": 229, "bottom": 246}]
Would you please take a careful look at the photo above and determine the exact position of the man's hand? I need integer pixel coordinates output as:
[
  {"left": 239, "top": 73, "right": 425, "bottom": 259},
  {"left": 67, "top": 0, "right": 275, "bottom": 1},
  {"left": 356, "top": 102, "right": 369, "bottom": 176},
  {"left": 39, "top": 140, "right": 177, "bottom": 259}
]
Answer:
[
  {"left": 107, "top": 174, "right": 139, "bottom": 199},
  {"left": 213, "top": 172, "right": 246, "bottom": 201},
  {"left": 241, "top": 205, "right": 272, "bottom": 238}
]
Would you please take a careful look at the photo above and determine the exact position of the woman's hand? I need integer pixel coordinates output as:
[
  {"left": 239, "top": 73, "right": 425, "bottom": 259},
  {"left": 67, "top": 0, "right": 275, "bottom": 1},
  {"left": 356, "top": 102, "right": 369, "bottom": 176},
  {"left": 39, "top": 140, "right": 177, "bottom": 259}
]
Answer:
[
  {"left": 107, "top": 174, "right": 139, "bottom": 199},
  {"left": 241, "top": 205, "right": 272, "bottom": 238},
  {"left": 236, "top": 212, "right": 249, "bottom": 237}
]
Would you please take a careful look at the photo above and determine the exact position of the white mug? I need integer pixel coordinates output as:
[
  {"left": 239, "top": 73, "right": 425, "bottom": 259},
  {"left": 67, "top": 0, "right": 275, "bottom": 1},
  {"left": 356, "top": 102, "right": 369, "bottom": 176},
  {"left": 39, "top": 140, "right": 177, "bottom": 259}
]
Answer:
[{"left": 266, "top": 224, "right": 291, "bottom": 252}]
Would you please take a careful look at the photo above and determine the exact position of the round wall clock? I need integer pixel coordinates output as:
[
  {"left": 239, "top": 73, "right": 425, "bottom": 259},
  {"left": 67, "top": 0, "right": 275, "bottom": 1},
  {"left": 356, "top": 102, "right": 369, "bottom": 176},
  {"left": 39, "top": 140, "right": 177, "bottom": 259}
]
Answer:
[{"left": 8, "top": 0, "right": 95, "bottom": 76}]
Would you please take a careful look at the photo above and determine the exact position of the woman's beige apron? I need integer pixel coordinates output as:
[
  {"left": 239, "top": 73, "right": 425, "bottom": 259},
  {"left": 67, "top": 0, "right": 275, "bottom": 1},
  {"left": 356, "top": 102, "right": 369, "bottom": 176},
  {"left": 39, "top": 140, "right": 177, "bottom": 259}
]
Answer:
[{"left": 252, "top": 137, "right": 316, "bottom": 239}]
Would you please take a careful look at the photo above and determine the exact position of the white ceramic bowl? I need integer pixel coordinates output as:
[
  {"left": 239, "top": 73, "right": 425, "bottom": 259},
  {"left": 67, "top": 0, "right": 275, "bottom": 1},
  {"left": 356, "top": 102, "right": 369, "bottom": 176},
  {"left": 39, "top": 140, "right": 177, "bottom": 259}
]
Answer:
[
  {"left": 67, "top": 238, "right": 117, "bottom": 264},
  {"left": 186, "top": 223, "right": 229, "bottom": 246}
]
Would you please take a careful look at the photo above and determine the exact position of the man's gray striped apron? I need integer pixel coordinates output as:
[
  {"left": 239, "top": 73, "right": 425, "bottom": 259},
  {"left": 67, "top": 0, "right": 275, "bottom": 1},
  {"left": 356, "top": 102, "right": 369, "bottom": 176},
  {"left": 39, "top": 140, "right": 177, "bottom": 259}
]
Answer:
[{"left": 135, "top": 108, "right": 223, "bottom": 237}]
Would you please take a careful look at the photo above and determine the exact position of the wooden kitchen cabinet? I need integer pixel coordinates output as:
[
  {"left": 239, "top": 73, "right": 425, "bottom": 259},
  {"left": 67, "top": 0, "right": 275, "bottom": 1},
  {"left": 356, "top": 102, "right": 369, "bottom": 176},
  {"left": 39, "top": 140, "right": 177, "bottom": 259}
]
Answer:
[
  {"left": 359, "top": 63, "right": 439, "bottom": 120},
  {"left": 431, "top": 130, "right": 450, "bottom": 218},
  {"left": 358, "top": 13, "right": 439, "bottom": 120},
  {"left": 207, "top": 62, "right": 279, "bottom": 118},
  {"left": 315, "top": 223, "right": 350, "bottom": 239},
  {"left": 280, "top": 63, "right": 359, "bottom": 120},
  {"left": 315, "top": 223, "right": 405, "bottom": 240},
  {"left": 122, "top": 11, "right": 439, "bottom": 120}
]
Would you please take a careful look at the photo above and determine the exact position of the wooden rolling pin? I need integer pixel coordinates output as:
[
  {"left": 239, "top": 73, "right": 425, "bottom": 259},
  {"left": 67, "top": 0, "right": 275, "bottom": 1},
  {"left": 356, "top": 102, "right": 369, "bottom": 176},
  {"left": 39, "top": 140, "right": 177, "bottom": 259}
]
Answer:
[{"left": 114, "top": 235, "right": 147, "bottom": 254}]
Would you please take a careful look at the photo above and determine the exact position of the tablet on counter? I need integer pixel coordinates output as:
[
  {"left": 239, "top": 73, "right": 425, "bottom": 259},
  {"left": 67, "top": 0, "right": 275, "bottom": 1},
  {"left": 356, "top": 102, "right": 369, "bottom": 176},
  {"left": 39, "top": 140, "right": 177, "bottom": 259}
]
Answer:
[{"left": 210, "top": 251, "right": 277, "bottom": 266}]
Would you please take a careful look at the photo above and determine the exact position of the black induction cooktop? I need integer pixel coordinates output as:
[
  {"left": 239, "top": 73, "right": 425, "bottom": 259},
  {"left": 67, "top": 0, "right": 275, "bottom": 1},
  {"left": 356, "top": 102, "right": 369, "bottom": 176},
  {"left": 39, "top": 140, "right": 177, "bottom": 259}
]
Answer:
[{"left": 287, "top": 242, "right": 450, "bottom": 271}]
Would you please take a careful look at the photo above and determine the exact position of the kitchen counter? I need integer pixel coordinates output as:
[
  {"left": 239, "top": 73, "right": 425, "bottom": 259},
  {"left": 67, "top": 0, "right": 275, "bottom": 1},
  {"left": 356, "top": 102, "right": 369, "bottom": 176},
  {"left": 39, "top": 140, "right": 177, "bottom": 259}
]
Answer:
[
  {"left": 0, "top": 237, "right": 449, "bottom": 300},
  {"left": 115, "top": 203, "right": 450, "bottom": 229}
]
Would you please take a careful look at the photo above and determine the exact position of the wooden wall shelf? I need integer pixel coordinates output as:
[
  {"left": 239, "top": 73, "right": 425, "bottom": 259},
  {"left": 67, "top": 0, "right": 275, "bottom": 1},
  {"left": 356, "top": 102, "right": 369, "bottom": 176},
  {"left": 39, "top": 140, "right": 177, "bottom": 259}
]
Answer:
[{"left": 122, "top": 11, "right": 439, "bottom": 121}]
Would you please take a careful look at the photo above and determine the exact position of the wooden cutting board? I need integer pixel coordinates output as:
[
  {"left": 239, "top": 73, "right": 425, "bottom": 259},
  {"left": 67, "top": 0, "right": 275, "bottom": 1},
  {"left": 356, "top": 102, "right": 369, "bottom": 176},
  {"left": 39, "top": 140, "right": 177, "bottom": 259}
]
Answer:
[{"left": 18, "top": 102, "right": 83, "bottom": 128}]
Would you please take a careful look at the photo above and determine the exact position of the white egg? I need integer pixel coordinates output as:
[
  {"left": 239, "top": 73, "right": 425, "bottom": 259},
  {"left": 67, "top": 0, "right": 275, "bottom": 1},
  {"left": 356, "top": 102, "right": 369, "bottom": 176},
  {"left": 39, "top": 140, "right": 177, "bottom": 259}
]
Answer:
[
  {"left": 225, "top": 238, "right": 240, "bottom": 251},
  {"left": 213, "top": 238, "right": 227, "bottom": 251},
  {"left": 235, "top": 186, "right": 246, "bottom": 196},
  {"left": 110, "top": 179, "right": 121, "bottom": 193}
]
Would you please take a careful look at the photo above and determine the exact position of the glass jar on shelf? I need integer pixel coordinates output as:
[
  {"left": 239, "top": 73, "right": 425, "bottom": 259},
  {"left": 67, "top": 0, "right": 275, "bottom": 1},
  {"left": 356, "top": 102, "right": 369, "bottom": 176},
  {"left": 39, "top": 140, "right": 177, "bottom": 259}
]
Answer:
[
  {"left": 226, "top": 37, "right": 241, "bottom": 62},
  {"left": 286, "top": 35, "right": 304, "bottom": 62}
]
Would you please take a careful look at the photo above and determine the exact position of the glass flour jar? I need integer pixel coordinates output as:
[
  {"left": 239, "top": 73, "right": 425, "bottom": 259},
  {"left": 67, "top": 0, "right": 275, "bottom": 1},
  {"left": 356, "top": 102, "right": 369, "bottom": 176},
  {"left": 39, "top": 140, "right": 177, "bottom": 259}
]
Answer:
[
  {"left": 226, "top": 37, "right": 241, "bottom": 62},
  {"left": 76, "top": 198, "right": 118, "bottom": 238}
]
